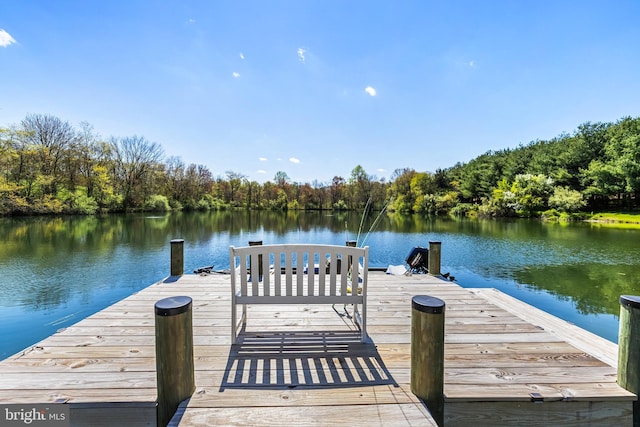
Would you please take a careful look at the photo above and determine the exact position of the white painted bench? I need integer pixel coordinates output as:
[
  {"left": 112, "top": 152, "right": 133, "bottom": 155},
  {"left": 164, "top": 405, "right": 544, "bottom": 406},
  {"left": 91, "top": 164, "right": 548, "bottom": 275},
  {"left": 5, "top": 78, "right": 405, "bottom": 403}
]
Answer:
[{"left": 229, "top": 244, "right": 369, "bottom": 343}]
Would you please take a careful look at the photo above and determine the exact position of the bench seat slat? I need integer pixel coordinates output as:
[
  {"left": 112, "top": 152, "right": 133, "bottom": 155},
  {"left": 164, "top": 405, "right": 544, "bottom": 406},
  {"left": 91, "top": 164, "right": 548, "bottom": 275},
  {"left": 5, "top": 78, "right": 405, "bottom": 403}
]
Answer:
[{"left": 236, "top": 295, "right": 364, "bottom": 304}]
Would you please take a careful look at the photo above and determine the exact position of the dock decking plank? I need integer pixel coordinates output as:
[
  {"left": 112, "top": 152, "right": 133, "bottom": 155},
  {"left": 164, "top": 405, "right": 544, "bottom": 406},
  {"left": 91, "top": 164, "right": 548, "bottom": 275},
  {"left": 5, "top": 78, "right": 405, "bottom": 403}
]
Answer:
[
  {"left": 170, "top": 403, "right": 437, "bottom": 427},
  {"left": 472, "top": 288, "right": 620, "bottom": 367},
  {"left": 0, "top": 272, "right": 633, "bottom": 426}
]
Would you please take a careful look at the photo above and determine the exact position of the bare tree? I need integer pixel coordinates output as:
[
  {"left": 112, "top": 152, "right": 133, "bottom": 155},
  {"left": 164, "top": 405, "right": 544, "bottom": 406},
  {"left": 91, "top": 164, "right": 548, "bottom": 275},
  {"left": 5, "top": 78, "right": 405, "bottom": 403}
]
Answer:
[
  {"left": 112, "top": 135, "right": 164, "bottom": 209},
  {"left": 274, "top": 171, "right": 290, "bottom": 187},
  {"left": 330, "top": 176, "right": 345, "bottom": 205},
  {"left": 225, "top": 171, "right": 246, "bottom": 206},
  {"left": 21, "top": 113, "right": 78, "bottom": 193}
]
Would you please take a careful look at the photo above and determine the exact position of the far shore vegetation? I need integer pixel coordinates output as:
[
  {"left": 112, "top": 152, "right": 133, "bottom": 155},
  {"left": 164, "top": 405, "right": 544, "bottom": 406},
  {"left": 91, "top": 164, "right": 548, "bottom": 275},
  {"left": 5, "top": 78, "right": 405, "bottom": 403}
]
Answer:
[{"left": 2, "top": 113, "right": 640, "bottom": 224}]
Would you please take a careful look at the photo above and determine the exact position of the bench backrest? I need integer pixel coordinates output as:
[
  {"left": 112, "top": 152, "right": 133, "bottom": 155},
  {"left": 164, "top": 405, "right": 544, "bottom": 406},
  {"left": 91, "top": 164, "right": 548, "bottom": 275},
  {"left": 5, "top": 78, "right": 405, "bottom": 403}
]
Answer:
[{"left": 230, "top": 244, "right": 369, "bottom": 300}]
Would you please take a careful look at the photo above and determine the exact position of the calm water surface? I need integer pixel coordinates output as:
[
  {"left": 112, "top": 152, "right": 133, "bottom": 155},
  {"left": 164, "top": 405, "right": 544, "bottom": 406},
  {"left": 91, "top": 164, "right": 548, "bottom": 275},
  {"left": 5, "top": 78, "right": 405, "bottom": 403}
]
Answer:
[{"left": 1, "top": 211, "right": 639, "bottom": 359}]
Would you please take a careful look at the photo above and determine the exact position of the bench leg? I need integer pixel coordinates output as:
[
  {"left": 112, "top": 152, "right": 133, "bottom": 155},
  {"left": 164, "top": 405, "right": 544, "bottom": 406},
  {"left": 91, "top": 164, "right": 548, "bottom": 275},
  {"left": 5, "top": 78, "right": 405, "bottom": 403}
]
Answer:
[
  {"left": 232, "top": 304, "right": 248, "bottom": 344},
  {"left": 231, "top": 301, "right": 237, "bottom": 343},
  {"left": 353, "top": 304, "right": 367, "bottom": 343}
]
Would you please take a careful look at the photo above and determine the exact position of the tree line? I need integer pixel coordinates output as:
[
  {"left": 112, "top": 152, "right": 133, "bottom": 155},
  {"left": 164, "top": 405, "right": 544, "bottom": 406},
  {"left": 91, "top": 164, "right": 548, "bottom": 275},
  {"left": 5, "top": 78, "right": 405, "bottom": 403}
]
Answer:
[{"left": 1, "top": 113, "right": 639, "bottom": 218}]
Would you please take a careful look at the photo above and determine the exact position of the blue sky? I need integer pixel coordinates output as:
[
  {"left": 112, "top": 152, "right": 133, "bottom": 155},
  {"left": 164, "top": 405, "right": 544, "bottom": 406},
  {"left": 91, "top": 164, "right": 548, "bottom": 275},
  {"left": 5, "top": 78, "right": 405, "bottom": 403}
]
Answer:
[{"left": 1, "top": 1, "right": 639, "bottom": 184}]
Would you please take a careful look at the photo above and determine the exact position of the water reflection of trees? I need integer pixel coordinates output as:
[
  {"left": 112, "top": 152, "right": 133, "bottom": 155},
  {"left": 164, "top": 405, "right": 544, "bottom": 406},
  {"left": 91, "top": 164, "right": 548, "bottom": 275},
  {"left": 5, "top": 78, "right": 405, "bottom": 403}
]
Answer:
[
  {"left": 514, "top": 264, "right": 640, "bottom": 316},
  {"left": 2, "top": 213, "right": 640, "bottom": 315}
]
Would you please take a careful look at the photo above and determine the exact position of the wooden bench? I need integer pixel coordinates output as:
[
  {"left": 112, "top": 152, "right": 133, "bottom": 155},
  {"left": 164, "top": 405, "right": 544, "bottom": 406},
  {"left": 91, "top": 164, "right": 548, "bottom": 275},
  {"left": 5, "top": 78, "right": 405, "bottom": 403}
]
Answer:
[{"left": 229, "top": 244, "right": 369, "bottom": 343}]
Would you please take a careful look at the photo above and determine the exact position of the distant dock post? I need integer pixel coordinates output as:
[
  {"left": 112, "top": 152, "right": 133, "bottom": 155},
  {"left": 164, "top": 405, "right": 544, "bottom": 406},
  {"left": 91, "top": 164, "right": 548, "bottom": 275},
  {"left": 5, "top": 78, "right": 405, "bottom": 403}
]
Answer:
[
  {"left": 428, "top": 241, "right": 442, "bottom": 276},
  {"left": 346, "top": 240, "right": 357, "bottom": 270},
  {"left": 248, "top": 240, "right": 263, "bottom": 281},
  {"left": 170, "top": 239, "right": 184, "bottom": 277},
  {"left": 618, "top": 295, "right": 640, "bottom": 426},
  {"left": 155, "top": 296, "right": 195, "bottom": 427},
  {"left": 411, "top": 295, "right": 445, "bottom": 426}
]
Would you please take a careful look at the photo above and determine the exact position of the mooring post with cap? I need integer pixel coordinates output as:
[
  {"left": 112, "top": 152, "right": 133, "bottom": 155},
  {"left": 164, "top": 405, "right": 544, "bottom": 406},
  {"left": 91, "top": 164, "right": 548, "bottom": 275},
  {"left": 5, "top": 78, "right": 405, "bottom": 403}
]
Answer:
[
  {"left": 346, "top": 240, "right": 357, "bottom": 270},
  {"left": 618, "top": 295, "right": 640, "bottom": 426},
  {"left": 170, "top": 239, "right": 184, "bottom": 277},
  {"left": 155, "top": 296, "right": 195, "bottom": 427},
  {"left": 248, "top": 240, "right": 263, "bottom": 281},
  {"left": 428, "top": 241, "right": 442, "bottom": 276},
  {"left": 411, "top": 295, "right": 445, "bottom": 426}
]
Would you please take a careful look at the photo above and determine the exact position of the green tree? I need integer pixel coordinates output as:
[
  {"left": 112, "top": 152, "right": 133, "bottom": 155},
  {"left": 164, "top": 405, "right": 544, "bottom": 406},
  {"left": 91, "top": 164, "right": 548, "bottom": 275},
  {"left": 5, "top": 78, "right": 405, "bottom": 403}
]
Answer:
[
  {"left": 388, "top": 168, "right": 416, "bottom": 212},
  {"left": 143, "top": 194, "right": 171, "bottom": 212},
  {"left": 91, "top": 164, "right": 117, "bottom": 209},
  {"left": 511, "top": 174, "right": 554, "bottom": 217},
  {"left": 605, "top": 117, "right": 640, "bottom": 200},
  {"left": 348, "top": 165, "right": 372, "bottom": 209},
  {"left": 582, "top": 159, "right": 624, "bottom": 204},
  {"left": 548, "top": 186, "right": 586, "bottom": 212}
]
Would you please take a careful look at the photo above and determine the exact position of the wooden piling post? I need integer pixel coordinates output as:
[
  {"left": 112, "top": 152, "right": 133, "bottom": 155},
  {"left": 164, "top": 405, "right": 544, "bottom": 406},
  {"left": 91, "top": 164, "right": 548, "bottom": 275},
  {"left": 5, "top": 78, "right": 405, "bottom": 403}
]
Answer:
[
  {"left": 411, "top": 295, "right": 445, "bottom": 426},
  {"left": 170, "top": 239, "right": 184, "bottom": 277},
  {"left": 155, "top": 296, "right": 195, "bottom": 427},
  {"left": 346, "top": 240, "right": 357, "bottom": 270},
  {"left": 428, "top": 241, "right": 442, "bottom": 276},
  {"left": 618, "top": 295, "right": 640, "bottom": 426},
  {"left": 248, "top": 240, "right": 263, "bottom": 280}
]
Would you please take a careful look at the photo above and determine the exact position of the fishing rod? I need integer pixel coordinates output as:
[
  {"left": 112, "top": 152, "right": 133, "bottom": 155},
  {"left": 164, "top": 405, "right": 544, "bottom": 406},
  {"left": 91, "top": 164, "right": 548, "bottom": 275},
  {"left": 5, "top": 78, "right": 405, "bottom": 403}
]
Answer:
[
  {"left": 355, "top": 197, "right": 372, "bottom": 247},
  {"left": 360, "top": 197, "right": 392, "bottom": 247}
]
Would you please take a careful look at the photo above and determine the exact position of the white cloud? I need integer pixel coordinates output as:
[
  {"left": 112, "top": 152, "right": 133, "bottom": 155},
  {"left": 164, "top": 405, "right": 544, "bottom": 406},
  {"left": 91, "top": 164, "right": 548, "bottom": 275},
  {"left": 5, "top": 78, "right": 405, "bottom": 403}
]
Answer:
[
  {"left": 365, "top": 86, "right": 377, "bottom": 97},
  {"left": 257, "top": 169, "right": 267, "bottom": 174},
  {"left": 289, "top": 157, "right": 300, "bottom": 164},
  {"left": 239, "top": 52, "right": 245, "bottom": 60},
  {"left": 232, "top": 72, "right": 240, "bottom": 78},
  {"left": 376, "top": 168, "right": 386, "bottom": 174},
  {"left": 0, "top": 29, "right": 16, "bottom": 47},
  {"left": 259, "top": 157, "right": 268, "bottom": 162},
  {"left": 297, "top": 48, "right": 306, "bottom": 63}
]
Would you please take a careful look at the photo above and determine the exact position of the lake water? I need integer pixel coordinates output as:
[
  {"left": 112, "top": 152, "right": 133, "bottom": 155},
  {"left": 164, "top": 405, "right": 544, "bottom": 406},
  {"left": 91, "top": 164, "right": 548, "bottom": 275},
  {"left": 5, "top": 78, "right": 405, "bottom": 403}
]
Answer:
[{"left": 1, "top": 211, "right": 639, "bottom": 360}]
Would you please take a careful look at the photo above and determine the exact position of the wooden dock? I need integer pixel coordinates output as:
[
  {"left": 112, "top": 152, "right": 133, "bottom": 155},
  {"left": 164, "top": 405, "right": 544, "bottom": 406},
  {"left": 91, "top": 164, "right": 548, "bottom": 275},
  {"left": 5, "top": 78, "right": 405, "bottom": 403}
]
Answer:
[{"left": 0, "top": 272, "right": 634, "bottom": 426}]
